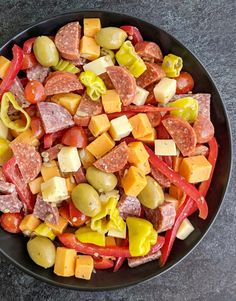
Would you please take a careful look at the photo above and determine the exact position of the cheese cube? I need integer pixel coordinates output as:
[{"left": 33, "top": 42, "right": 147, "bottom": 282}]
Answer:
[
  {"left": 54, "top": 247, "right": 76, "bottom": 277},
  {"left": 164, "top": 193, "right": 179, "bottom": 209},
  {"left": 128, "top": 142, "right": 149, "bottom": 165},
  {"left": 83, "top": 55, "right": 114, "bottom": 75},
  {"left": 154, "top": 77, "right": 176, "bottom": 104},
  {"left": 40, "top": 160, "right": 61, "bottom": 182},
  {"left": 46, "top": 216, "right": 68, "bottom": 234},
  {"left": 136, "top": 160, "right": 151, "bottom": 175},
  {"left": 79, "top": 149, "right": 96, "bottom": 168},
  {"left": 176, "top": 218, "right": 194, "bottom": 240},
  {"left": 19, "top": 214, "right": 41, "bottom": 235},
  {"left": 11, "top": 129, "right": 39, "bottom": 146},
  {"left": 105, "top": 236, "right": 116, "bottom": 246},
  {"left": 0, "top": 56, "right": 11, "bottom": 79},
  {"left": 0, "top": 119, "right": 8, "bottom": 139},
  {"left": 154, "top": 139, "right": 177, "bottom": 156},
  {"left": 109, "top": 115, "right": 132, "bottom": 141},
  {"left": 65, "top": 177, "right": 76, "bottom": 192},
  {"left": 169, "top": 184, "right": 184, "bottom": 201},
  {"left": 84, "top": 18, "right": 101, "bottom": 37},
  {"left": 108, "top": 224, "right": 126, "bottom": 239},
  {"left": 41, "top": 176, "right": 69, "bottom": 203},
  {"left": 179, "top": 155, "right": 212, "bottom": 183},
  {"left": 80, "top": 36, "right": 100, "bottom": 61},
  {"left": 121, "top": 166, "right": 147, "bottom": 197},
  {"left": 75, "top": 255, "right": 94, "bottom": 280},
  {"left": 86, "top": 132, "right": 115, "bottom": 158},
  {"left": 29, "top": 176, "right": 43, "bottom": 194},
  {"left": 102, "top": 89, "right": 122, "bottom": 113},
  {"left": 138, "top": 128, "right": 157, "bottom": 142},
  {"left": 51, "top": 93, "right": 81, "bottom": 115},
  {"left": 58, "top": 146, "right": 81, "bottom": 173},
  {"left": 129, "top": 113, "right": 153, "bottom": 139},
  {"left": 132, "top": 86, "right": 149, "bottom": 106},
  {"left": 88, "top": 114, "right": 110, "bottom": 137}
]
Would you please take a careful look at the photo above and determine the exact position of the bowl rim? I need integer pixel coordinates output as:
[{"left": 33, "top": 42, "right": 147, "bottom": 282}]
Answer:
[{"left": 0, "top": 9, "right": 233, "bottom": 291}]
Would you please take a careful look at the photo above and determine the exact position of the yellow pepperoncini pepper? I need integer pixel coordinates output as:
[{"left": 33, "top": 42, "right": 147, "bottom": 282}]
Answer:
[
  {"left": 34, "top": 223, "right": 56, "bottom": 241},
  {"left": 162, "top": 54, "right": 183, "bottom": 77},
  {"left": 99, "top": 190, "right": 120, "bottom": 204},
  {"left": 75, "top": 226, "right": 105, "bottom": 246},
  {"left": 0, "top": 137, "right": 12, "bottom": 166},
  {"left": 126, "top": 216, "right": 157, "bottom": 257},
  {"left": 0, "top": 92, "right": 31, "bottom": 132},
  {"left": 100, "top": 48, "right": 116, "bottom": 64},
  {"left": 115, "top": 41, "right": 147, "bottom": 78},
  {"left": 53, "top": 59, "right": 79, "bottom": 74},
  {"left": 169, "top": 97, "right": 199, "bottom": 123},
  {"left": 91, "top": 197, "right": 126, "bottom": 235},
  {"left": 79, "top": 70, "right": 106, "bottom": 101}
]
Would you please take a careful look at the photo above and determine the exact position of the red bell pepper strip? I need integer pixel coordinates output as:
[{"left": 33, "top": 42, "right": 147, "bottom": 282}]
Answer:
[
  {"left": 69, "top": 201, "right": 90, "bottom": 227},
  {"left": 162, "top": 156, "right": 172, "bottom": 168},
  {"left": 113, "top": 238, "right": 128, "bottom": 272},
  {"left": 122, "top": 105, "right": 178, "bottom": 113},
  {"left": 0, "top": 45, "right": 23, "bottom": 100},
  {"left": 58, "top": 233, "right": 165, "bottom": 258},
  {"left": 120, "top": 26, "right": 143, "bottom": 45},
  {"left": 23, "top": 37, "right": 36, "bottom": 54},
  {"left": 94, "top": 257, "right": 114, "bottom": 270},
  {"left": 107, "top": 111, "right": 135, "bottom": 121},
  {"left": 2, "top": 157, "right": 35, "bottom": 212}
]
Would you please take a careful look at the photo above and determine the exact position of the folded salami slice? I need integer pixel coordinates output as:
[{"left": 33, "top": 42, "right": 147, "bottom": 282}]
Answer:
[
  {"left": 0, "top": 180, "right": 15, "bottom": 194},
  {"left": 128, "top": 250, "right": 161, "bottom": 268},
  {"left": 136, "top": 62, "right": 165, "bottom": 88},
  {"left": 33, "top": 194, "right": 59, "bottom": 225},
  {"left": 9, "top": 77, "right": 30, "bottom": 108},
  {"left": 38, "top": 102, "right": 74, "bottom": 134},
  {"left": 135, "top": 41, "right": 163, "bottom": 62},
  {"left": 0, "top": 192, "right": 23, "bottom": 213},
  {"left": 75, "top": 92, "right": 103, "bottom": 117},
  {"left": 117, "top": 194, "right": 142, "bottom": 220},
  {"left": 73, "top": 167, "right": 87, "bottom": 184},
  {"left": 193, "top": 115, "right": 214, "bottom": 143},
  {"left": 26, "top": 64, "right": 49, "bottom": 83}
]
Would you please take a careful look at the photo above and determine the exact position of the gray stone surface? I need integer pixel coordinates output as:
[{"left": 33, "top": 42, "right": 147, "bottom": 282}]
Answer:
[{"left": 0, "top": 0, "right": 236, "bottom": 300}]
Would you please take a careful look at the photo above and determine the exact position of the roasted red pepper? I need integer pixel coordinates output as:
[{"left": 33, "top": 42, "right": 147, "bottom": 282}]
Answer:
[
  {"left": 107, "top": 111, "right": 135, "bottom": 121},
  {"left": 0, "top": 45, "right": 23, "bottom": 100},
  {"left": 113, "top": 238, "right": 128, "bottom": 272},
  {"left": 122, "top": 105, "right": 177, "bottom": 113},
  {"left": 23, "top": 37, "right": 36, "bottom": 54},
  {"left": 120, "top": 26, "right": 143, "bottom": 45},
  {"left": 94, "top": 257, "right": 114, "bottom": 270}
]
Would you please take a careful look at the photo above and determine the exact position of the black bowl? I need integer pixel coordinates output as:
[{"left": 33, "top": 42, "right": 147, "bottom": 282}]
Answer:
[{"left": 0, "top": 10, "right": 232, "bottom": 291}]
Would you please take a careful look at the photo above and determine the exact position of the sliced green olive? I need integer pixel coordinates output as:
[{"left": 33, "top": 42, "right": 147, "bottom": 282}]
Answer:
[
  {"left": 95, "top": 27, "right": 127, "bottom": 50},
  {"left": 33, "top": 36, "right": 59, "bottom": 67}
]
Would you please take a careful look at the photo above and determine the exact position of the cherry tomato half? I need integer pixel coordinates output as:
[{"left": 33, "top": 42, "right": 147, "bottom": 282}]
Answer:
[
  {"left": 24, "top": 80, "right": 46, "bottom": 104},
  {"left": 62, "top": 126, "right": 88, "bottom": 148},
  {"left": 0, "top": 213, "right": 23, "bottom": 233},
  {"left": 176, "top": 71, "right": 194, "bottom": 94},
  {"left": 30, "top": 117, "right": 45, "bottom": 139},
  {"left": 21, "top": 53, "right": 38, "bottom": 70}
]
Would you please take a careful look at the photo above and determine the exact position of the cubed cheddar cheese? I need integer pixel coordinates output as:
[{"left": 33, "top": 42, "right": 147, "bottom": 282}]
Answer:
[
  {"left": 46, "top": 216, "right": 68, "bottom": 235},
  {"left": 0, "top": 56, "right": 11, "bottom": 79},
  {"left": 80, "top": 36, "right": 100, "bottom": 61},
  {"left": 88, "top": 114, "right": 110, "bottom": 137},
  {"left": 154, "top": 139, "right": 177, "bottom": 156},
  {"left": 75, "top": 255, "right": 94, "bottom": 280},
  {"left": 10, "top": 128, "right": 39, "bottom": 146},
  {"left": 29, "top": 176, "right": 43, "bottom": 194},
  {"left": 154, "top": 77, "right": 176, "bottom": 104},
  {"left": 41, "top": 176, "right": 69, "bottom": 203},
  {"left": 65, "top": 177, "right": 76, "bottom": 192},
  {"left": 86, "top": 132, "right": 115, "bottom": 159},
  {"left": 83, "top": 18, "right": 101, "bottom": 37},
  {"left": 109, "top": 115, "right": 132, "bottom": 141},
  {"left": 79, "top": 149, "right": 96, "bottom": 168},
  {"left": 121, "top": 166, "right": 147, "bottom": 197},
  {"left": 54, "top": 247, "right": 77, "bottom": 277},
  {"left": 83, "top": 55, "right": 114, "bottom": 75},
  {"left": 169, "top": 184, "right": 184, "bottom": 201},
  {"left": 58, "top": 146, "right": 81, "bottom": 173},
  {"left": 129, "top": 113, "right": 153, "bottom": 139},
  {"left": 172, "top": 156, "right": 183, "bottom": 172},
  {"left": 179, "top": 155, "right": 212, "bottom": 183},
  {"left": 19, "top": 214, "right": 41, "bottom": 235},
  {"left": 40, "top": 160, "right": 61, "bottom": 182},
  {"left": 176, "top": 218, "right": 194, "bottom": 240},
  {"left": 51, "top": 93, "right": 81, "bottom": 115},
  {"left": 108, "top": 225, "right": 126, "bottom": 239},
  {"left": 105, "top": 236, "right": 116, "bottom": 246},
  {"left": 102, "top": 90, "right": 122, "bottom": 113},
  {"left": 10, "top": 119, "right": 27, "bottom": 138},
  {"left": 138, "top": 128, "right": 157, "bottom": 142},
  {"left": 128, "top": 142, "right": 149, "bottom": 165},
  {"left": 132, "top": 86, "right": 149, "bottom": 106},
  {"left": 136, "top": 160, "right": 151, "bottom": 175}
]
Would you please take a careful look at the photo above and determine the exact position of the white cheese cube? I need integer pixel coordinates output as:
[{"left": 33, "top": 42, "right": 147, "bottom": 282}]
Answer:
[
  {"left": 109, "top": 115, "right": 133, "bottom": 141},
  {"left": 154, "top": 77, "right": 176, "bottom": 104},
  {"left": 41, "top": 176, "right": 69, "bottom": 203},
  {"left": 108, "top": 224, "right": 126, "bottom": 239},
  {"left": 0, "top": 118, "right": 8, "bottom": 139},
  {"left": 132, "top": 86, "right": 149, "bottom": 106},
  {"left": 83, "top": 55, "right": 114, "bottom": 75},
  {"left": 176, "top": 218, "right": 194, "bottom": 240},
  {"left": 155, "top": 139, "right": 177, "bottom": 156},
  {"left": 57, "top": 146, "right": 81, "bottom": 172}
]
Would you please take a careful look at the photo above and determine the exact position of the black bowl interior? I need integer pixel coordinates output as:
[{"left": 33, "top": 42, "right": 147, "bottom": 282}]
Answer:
[{"left": 0, "top": 11, "right": 232, "bottom": 291}]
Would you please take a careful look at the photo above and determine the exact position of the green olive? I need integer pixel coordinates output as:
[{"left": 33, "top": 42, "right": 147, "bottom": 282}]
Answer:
[
  {"left": 72, "top": 183, "right": 101, "bottom": 217},
  {"left": 27, "top": 236, "right": 56, "bottom": 269},
  {"left": 95, "top": 27, "right": 127, "bottom": 50},
  {"left": 33, "top": 36, "right": 59, "bottom": 67},
  {"left": 86, "top": 166, "right": 118, "bottom": 193},
  {"left": 138, "top": 176, "right": 164, "bottom": 209}
]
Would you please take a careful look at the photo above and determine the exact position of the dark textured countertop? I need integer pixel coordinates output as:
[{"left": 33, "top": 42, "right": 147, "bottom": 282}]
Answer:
[{"left": 0, "top": 0, "right": 235, "bottom": 300}]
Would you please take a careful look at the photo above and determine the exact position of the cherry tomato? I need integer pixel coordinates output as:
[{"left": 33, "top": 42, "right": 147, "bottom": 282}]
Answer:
[
  {"left": 30, "top": 117, "right": 45, "bottom": 139},
  {"left": 0, "top": 213, "right": 23, "bottom": 233},
  {"left": 176, "top": 71, "right": 194, "bottom": 94},
  {"left": 62, "top": 126, "right": 88, "bottom": 148},
  {"left": 21, "top": 53, "right": 38, "bottom": 70},
  {"left": 69, "top": 202, "right": 90, "bottom": 227},
  {"left": 24, "top": 80, "right": 46, "bottom": 104}
]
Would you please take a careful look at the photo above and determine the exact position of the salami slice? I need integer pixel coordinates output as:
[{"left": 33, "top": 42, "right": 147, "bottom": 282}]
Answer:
[
  {"left": 144, "top": 202, "right": 176, "bottom": 232},
  {"left": 38, "top": 102, "right": 74, "bottom": 134},
  {"left": 74, "top": 115, "right": 91, "bottom": 127},
  {"left": 145, "top": 83, "right": 156, "bottom": 105},
  {"left": 193, "top": 115, "right": 214, "bottom": 143},
  {"left": 55, "top": 22, "right": 81, "bottom": 60},
  {"left": 162, "top": 116, "right": 197, "bottom": 156},
  {"left": 26, "top": 64, "right": 49, "bottom": 83},
  {"left": 117, "top": 194, "right": 142, "bottom": 220},
  {"left": 151, "top": 167, "right": 171, "bottom": 188},
  {"left": 9, "top": 77, "right": 30, "bottom": 108},
  {"left": 45, "top": 71, "right": 83, "bottom": 95},
  {"left": 128, "top": 250, "right": 161, "bottom": 268},
  {"left": 146, "top": 111, "right": 161, "bottom": 127},
  {"left": 135, "top": 41, "right": 163, "bottom": 62},
  {"left": 33, "top": 194, "right": 59, "bottom": 225},
  {"left": 93, "top": 141, "right": 129, "bottom": 173},
  {"left": 73, "top": 167, "right": 87, "bottom": 184},
  {"left": 136, "top": 63, "right": 165, "bottom": 88},
  {"left": 10, "top": 142, "right": 42, "bottom": 183},
  {"left": 190, "top": 144, "right": 209, "bottom": 157},
  {"left": 0, "top": 180, "right": 15, "bottom": 194},
  {"left": 0, "top": 192, "right": 23, "bottom": 213},
  {"left": 99, "top": 72, "right": 114, "bottom": 90},
  {"left": 75, "top": 92, "right": 102, "bottom": 117},
  {"left": 42, "top": 144, "right": 63, "bottom": 162},
  {"left": 106, "top": 66, "right": 136, "bottom": 106}
]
